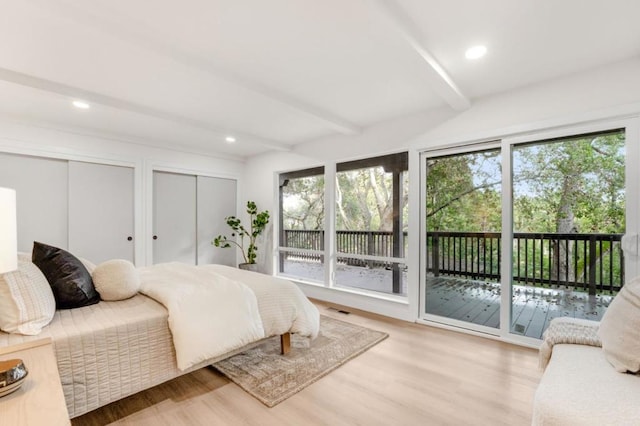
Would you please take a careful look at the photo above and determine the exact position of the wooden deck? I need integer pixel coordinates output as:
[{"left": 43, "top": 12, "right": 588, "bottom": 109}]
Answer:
[
  {"left": 426, "top": 276, "right": 614, "bottom": 339},
  {"left": 282, "top": 259, "right": 613, "bottom": 339}
]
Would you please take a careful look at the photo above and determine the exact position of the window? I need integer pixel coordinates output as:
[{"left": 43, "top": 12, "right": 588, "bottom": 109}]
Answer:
[
  {"left": 277, "top": 152, "right": 409, "bottom": 298},
  {"left": 278, "top": 167, "right": 325, "bottom": 283},
  {"left": 335, "top": 153, "right": 408, "bottom": 296}
]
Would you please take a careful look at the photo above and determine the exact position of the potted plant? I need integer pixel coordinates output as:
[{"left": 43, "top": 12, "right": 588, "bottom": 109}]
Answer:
[{"left": 212, "top": 201, "right": 270, "bottom": 271}]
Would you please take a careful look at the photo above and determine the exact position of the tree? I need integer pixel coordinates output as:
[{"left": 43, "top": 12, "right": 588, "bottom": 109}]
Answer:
[
  {"left": 513, "top": 131, "right": 625, "bottom": 282},
  {"left": 424, "top": 132, "right": 624, "bottom": 237},
  {"left": 426, "top": 150, "right": 502, "bottom": 232},
  {"left": 335, "top": 167, "right": 407, "bottom": 232},
  {"left": 282, "top": 176, "right": 324, "bottom": 230}
]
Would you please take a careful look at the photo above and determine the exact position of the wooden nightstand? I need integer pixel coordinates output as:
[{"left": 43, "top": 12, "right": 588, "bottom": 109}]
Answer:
[{"left": 0, "top": 338, "right": 70, "bottom": 425}]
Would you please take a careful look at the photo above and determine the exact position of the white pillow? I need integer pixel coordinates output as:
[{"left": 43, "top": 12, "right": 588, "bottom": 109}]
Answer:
[
  {"left": 92, "top": 259, "right": 140, "bottom": 301},
  {"left": 598, "top": 276, "right": 640, "bottom": 372},
  {"left": 0, "top": 258, "right": 56, "bottom": 335}
]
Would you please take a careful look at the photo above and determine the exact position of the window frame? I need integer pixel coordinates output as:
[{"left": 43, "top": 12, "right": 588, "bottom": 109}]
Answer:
[
  {"left": 275, "top": 151, "right": 410, "bottom": 301},
  {"left": 276, "top": 166, "right": 326, "bottom": 284}
]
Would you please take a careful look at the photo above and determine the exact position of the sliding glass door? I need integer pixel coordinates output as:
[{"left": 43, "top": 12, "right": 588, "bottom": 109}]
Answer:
[
  {"left": 424, "top": 145, "right": 502, "bottom": 332},
  {"left": 510, "top": 130, "right": 626, "bottom": 339},
  {"left": 421, "top": 120, "right": 638, "bottom": 341}
]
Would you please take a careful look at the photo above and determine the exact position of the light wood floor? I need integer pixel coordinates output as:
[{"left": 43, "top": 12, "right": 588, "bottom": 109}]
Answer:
[{"left": 72, "top": 300, "right": 542, "bottom": 426}]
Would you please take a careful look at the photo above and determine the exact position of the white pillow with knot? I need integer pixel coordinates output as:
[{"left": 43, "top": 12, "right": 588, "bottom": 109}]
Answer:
[{"left": 92, "top": 259, "right": 140, "bottom": 301}]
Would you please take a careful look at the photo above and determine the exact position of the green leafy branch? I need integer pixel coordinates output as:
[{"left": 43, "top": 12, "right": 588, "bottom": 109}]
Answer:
[{"left": 212, "top": 201, "right": 270, "bottom": 264}]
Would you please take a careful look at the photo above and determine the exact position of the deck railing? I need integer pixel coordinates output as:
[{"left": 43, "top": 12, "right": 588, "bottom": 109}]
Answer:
[
  {"left": 283, "top": 229, "right": 625, "bottom": 294},
  {"left": 427, "top": 232, "right": 624, "bottom": 294},
  {"left": 282, "top": 230, "right": 407, "bottom": 267}
]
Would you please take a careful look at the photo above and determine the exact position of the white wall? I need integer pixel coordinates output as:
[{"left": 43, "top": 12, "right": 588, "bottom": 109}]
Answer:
[
  {"left": 243, "top": 57, "right": 640, "bottom": 321},
  {"left": 241, "top": 107, "right": 457, "bottom": 214},
  {"left": 417, "top": 57, "right": 640, "bottom": 147},
  {"left": 0, "top": 117, "right": 245, "bottom": 266}
]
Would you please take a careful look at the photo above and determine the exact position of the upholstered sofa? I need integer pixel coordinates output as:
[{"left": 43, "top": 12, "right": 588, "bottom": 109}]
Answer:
[
  {"left": 533, "top": 278, "right": 640, "bottom": 425},
  {"left": 533, "top": 320, "right": 640, "bottom": 425}
]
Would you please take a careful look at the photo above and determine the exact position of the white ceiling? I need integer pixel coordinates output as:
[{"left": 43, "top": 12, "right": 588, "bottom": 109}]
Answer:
[{"left": 1, "top": 0, "right": 639, "bottom": 158}]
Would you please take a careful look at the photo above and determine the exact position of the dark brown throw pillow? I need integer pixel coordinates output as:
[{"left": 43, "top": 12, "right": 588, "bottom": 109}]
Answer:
[{"left": 32, "top": 241, "right": 100, "bottom": 309}]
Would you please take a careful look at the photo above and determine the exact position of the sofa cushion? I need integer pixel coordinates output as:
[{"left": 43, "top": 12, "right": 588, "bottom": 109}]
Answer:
[
  {"left": 598, "top": 276, "right": 640, "bottom": 372},
  {"left": 32, "top": 241, "right": 100, "bottom": 309},
  {"left": 533, "top": 344, "right": 640, "bottom": 425},
  {"left": 0, "top": 256, "right": 56, "bottom": 335},
  {"left": 92, "top": 259, "right": 139, "bottom": 301}
]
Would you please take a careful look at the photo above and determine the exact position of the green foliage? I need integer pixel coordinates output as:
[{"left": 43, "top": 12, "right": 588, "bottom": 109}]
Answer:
[
  {"left": 425, "top": 131, "right": 625, "bottom": 236},
  {"left": 512, "top": 131, "right": 625, "bottom": 234},
  {"left": 426, "top": 150, "right": 502, "bottom": 232},
  {"left": 282, "top": 168, "right": 409, "bottom": 233},
  {"left": 282, "top": 176, "right": 325, "bottom": 230},
  {"left": 335, "top": 167, "right": 408, "bottom": 232},
  {"left": 212, "top": 201, "right": 270, "bottom": 264}
]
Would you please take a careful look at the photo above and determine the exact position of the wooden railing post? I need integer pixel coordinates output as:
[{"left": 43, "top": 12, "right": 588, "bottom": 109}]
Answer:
[
  {"left": 367, "top": 231, "right": 374, "bottom": 268},
  {"left": 280, "top": 230, "right": 288, "bottom": 270},
  {"left": 620, "top": 245, "right": 625, "bottom": 290},
  {"left": 432, "top": 234, "right": 440, "bottom": 277},
  {"left": 588, "top": 235, "right": 597, "bottom": 295},
  {"left": 392, "top": 171, "right": 401, "bottom": 293}
]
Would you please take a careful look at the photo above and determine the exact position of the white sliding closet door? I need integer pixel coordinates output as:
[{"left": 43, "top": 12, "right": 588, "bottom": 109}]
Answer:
[
  {"left": 153, "top": 171, "right": 197, "bottom": 264},
  {"left": 197, "top": 176, "right": 237, "bottom": 266},
  {"left": 0, "top": 153, "right": 68, "bottom": 252},
  {"left": 68, "top": 161, "right": 135, "bottom": 264}
]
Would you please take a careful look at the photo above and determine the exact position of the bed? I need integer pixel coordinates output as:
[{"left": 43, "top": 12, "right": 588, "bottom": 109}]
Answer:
[{"left": 0, "top": 260, "right": 320, "bottom": 418}]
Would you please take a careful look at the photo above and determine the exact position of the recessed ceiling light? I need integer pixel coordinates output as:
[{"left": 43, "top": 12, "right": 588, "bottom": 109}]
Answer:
[
  {"left": 72, "top": 100, "right": 90, "bottom": 109},
  {"left": 465, "top": 45, "right": 487, "bottom": 60},
  {"left": 225, "top": 136, "right": 236, "bottom": 143}
]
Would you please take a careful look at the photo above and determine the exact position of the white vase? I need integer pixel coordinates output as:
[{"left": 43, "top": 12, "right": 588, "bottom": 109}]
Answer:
[{"left": 238, "top": 263, "right": 259, "bottom": 272}]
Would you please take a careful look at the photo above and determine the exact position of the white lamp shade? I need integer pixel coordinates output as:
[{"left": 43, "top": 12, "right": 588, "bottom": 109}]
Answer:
[{"left": 0, "top": 187, "right": 17, "bottom": 273}]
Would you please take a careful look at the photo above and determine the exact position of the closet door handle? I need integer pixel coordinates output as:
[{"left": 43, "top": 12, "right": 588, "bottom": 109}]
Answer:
[
  {"left": 127, "top": 236, "right": 133, "bottom": 241},
  {"left": 153, "top": 235, "right": 158, "bottom": 240}
]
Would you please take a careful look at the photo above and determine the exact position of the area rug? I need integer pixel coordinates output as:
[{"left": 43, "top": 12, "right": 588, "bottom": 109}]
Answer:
[{"left": 212, "top": 315, "right": 388, "bottom": 407}]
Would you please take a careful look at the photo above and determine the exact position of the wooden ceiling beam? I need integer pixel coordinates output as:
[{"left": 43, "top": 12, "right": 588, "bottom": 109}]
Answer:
[
  {"left": 30, "top": 0, "right": 362, "bottom": 137},
  {"left": 0, "top": 67, "right": 291, "bottom": 152},
  {"left": 374, "top": 0, "right": 471, "bottom": 111}
]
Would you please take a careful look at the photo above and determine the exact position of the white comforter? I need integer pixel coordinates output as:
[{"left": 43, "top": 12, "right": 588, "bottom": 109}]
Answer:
[{"left": 139, "top": 263, "right": 320, "bottom": 370}]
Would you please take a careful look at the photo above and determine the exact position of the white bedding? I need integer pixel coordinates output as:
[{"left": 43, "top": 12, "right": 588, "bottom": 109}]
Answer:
[
  {"left": 139, "top": 262, "right": 265, "bottom": 370},
  {"left": 0, "top": 263, "right": 320, "bottom": 418},
  {"left": 204, "top": 264, "right": 320, "bottom": 340},
  {"left": 0, "top": 294, "right": 182, "bottom": 418}
]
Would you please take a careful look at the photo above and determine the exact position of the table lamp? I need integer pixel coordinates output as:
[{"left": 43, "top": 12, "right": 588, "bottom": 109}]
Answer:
[
  {"left": 0, "top": 187, "right": 26, "bottom": 398},
  {"left": 0, "top": 187, "right": 17, "bottom": 273}
]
